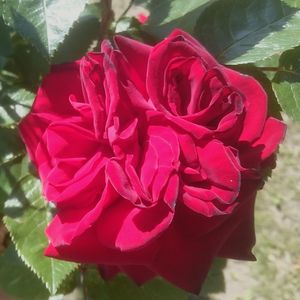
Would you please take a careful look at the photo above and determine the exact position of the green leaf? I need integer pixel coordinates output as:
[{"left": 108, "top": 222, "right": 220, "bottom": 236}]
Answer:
[
  {"left": 0, "top": 85, "right": 35, "bottom": 126},
  {"left": 272, "top": 47, "right": 300, "bottom": 121},
  {"left": 194, "top": 0, "right": 300, "bottom": 64},
  {"left": 0, "top": 18, "right": 12, "bottom": 69},
  {"left": 84, "top": 268, "right": 188, "bottom": 300},
  {"left": 52, "top": 2, "right": 102, "bottom": 64},
  {"left": 144, "top": 0, "right": 214, "bottom": 39},
  {"left": 200, "top": 258, "right": 227, "bottom": 296},
  {"left": 115, "top": 17, "right": 135, "bottom": 34},
  {"left": 2, "top": 0, "right": 88, "bottom": 60},
  {"left": 0, "top": 154, "right": 28, "bottom": 214},
  {"left": 3, "top": 176, "right": 77, "bottom": 294},
  {"left": 0, "top": 243, "right": 50, "bottom": 300},
  {"left": 0, "top": 127, "right": 26, "bottom": 212},
  {"left": 6, "top": 34, "right": 50, "bottom": 90}
]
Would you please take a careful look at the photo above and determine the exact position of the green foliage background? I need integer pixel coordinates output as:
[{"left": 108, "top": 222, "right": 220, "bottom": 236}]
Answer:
[{"left": 0, "top": 0, "right": 299, "bottom": 299}]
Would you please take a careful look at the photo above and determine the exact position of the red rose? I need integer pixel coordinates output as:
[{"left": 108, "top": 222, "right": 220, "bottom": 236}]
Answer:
[{"left": 19, "top": 29, "right": 285, "bottom": 293}]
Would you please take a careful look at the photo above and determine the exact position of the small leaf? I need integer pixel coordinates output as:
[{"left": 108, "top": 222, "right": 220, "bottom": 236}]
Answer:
[
  {"left": 0, "top": 127, "right": 26, "bottom": 212},
  {"left": 272, "top": 47, "right": 300, "bottom": 121},
  {"left": 6, "top": 34, "right": 50, "bottom": 90},
  {"left": 200, "top": 258, "right": 227, "bottom": 296},
  {"left": 2, "top": 0, "right": 88, "bottom": 59},
  {"left": 52, "top": 2, "right": 102, "bottom": 64},
  {"left": 0, "top": 85, "right": 35, "bottom": 126},
  {"left": 144, "top": 0, "right": 214, "bottom": 39},
  {"left": 0, "top": 243, "right": 50, "bottom": 300},
  {"left": 4, "top": 176, "right": 77, "bottom": 294},
  {"left": 84, "top": 267, "right": 188, "bottom": 300},
  {"left": 194, "top": 0, "right": 300, "bottom": 64},
  {"left": 0, "top": 17, "right": 12, "bottom": 69},
  {"left": 115, "top": 17, "right": 134, "bottom": 34}
]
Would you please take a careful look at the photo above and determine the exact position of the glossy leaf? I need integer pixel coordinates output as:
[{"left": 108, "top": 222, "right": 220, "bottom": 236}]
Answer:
[
  {"left": 5, "top": 34, "right": 50, "bottom": 90},
  {"left": 3, "top": 176, "right": 77, "bottom": 294},
  {"left": 272, "top": 47, "right": 300, "bottom": 121},
  {"left": 2, "top": 0, "right": 88, "bottom": 59},
  {"left": 0, "top": 243, "right": 50, "bottom": 300},
  {"left": 0, "top": 85, "right": 35, "bottom": 126},
  {"left": 0, "top": 126, "right": 26, "bottom": 212},
  {"left": 144, "top": 0, "right": 214, "bottom": 39},
  {"left": 0, "top": 18, "right": 12, "bottom": 69},
  {"left": 200, "top": 258, "right": 226, "bottom": 296},
  {"left": 194, "top": 0, "right": 300, "bottom": 64},
  {"left": 52, "top": 2, "right": 102, "bottom": 64},
  {"left": 84, "top": 268, "right": 188, "bottom": 300}
]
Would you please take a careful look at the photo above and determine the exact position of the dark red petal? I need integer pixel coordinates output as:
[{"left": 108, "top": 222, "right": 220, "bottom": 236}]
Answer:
[
  {"left": 239, "top": 117, "right": 286, "bottom": 169},
  {"left": 45, "top": 226, "right": 159, "bottom": 266},
  {"left": 80, "top": 54, "right": 106, "bottom": 140},
  {"left": 96, "top": 200, "right": 174, "bottom": 251},
  {"left": 217, "top": 188, "right": 257, "bottom": 261},
  {"left": 222, "top": 67, "right": 268, "bottom": 143},
  {"left": 114, "top": 35, "right": 151, "bottom": 83},
  {"left": 168, "top": 29, "right": 218, "bottom": 67},
  {"left": 98, "top": 265, "right": 120, "bottom": 280},
  {"left": 120, "top": 265, "right": 156, "bottom": 285},
  {"left": 150, "top": 213, "right": 240, "bottom": 294}
]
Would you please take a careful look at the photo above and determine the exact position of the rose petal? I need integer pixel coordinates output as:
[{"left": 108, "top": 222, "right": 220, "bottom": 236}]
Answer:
[
  {"left": 120, "top": 265, "right": 156, "bottom": 285},
  {"left": 45, "top": 226, "right": 159, "bottom": 266},
  {"left": 106, "top": 159, "right": 139, "bottom": 203},
  {"left": 96, "top": 200, "right": 174, "bottom": 251},
  {"left": 150, "top": 213, "right": 240, "bottom": 294},
  {"left": 222, "top": 67, "right": 268, "bottom": 143},
  {"left": 114, "top": 35, "right": 152, "bottom": 84},
  {"left": 168, "top": 29, "right": 218, "bottom": 67}
]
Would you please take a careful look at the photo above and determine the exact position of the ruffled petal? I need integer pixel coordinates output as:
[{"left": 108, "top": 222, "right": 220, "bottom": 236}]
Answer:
[
  {"left": 96, "top": 200, "right": 174, "bottom": 251},
  {"left": 222, "top": 67, "right": 268, "bottom": 143},
  {"left": 114, "top": 35, "right": 151, "bottom": 84}
]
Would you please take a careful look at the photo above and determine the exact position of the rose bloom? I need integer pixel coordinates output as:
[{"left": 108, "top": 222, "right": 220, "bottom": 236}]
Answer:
[{"left": 20, "top": 29, "right": 285, "bottom": 293}]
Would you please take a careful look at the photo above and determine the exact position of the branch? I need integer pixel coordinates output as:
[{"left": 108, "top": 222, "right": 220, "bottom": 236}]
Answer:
[
  {"left": 100, "top": 0, "right": 114, "bottom": 40},
  {"left": 118, "top": 0, "right": 135, "bottom": 21}
]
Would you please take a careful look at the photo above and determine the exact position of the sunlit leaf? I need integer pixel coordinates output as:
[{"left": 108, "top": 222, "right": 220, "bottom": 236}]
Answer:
[
  {"left": 4, "top": 176, "right": 77, "bottom": 294},
  {"left": 272, "top": 47, "right": 300, "bottom": 121},
  {"left": 2, "top": 0, "right": 88, "bottom": 59},
  {"left": 0, "top": 85, "right": 35, "bottom": 126},
  {"left": 84, "top": 268, "right": 188, "bottom": 300},
  {"left": 194, "top": 0, "right": 300, "bottom": 64},
  {"left": 0, "top": 243, "right": 50, "bottom": 300},
  {"left": 144, "top": 0, "right": 214, "bottom": 39}
]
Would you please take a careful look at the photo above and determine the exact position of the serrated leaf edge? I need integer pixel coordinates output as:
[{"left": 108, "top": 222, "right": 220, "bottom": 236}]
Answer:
[{"left": 3, "top": 194, "right": 76, "bottom": 294}]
